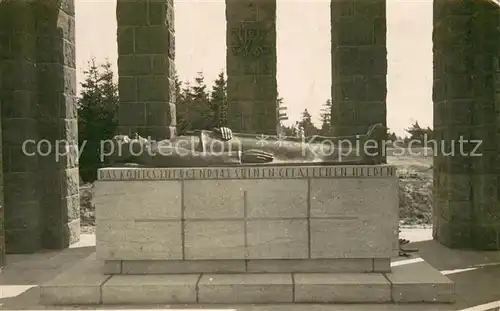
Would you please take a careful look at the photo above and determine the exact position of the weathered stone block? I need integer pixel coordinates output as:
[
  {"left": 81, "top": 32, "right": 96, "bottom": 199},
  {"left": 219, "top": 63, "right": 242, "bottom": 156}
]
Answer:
[
  {"left": 102, "top": 274, "right": 199, "bottom": 304},
  {"left": 257, "top": 52, "right": 276, "bottom": 75},
  {"left": 119, "top": 103, "right": 146, "bottom": 126},
  {"left": 150, "top": 55, "right": 176, "bottom": 77},
  {"left": 121, "top": 260, "right": 246, "bottom": 274},
  {"left": 294, "top": 273, "right": 391, "bottom": 303},
  {"left": 116, "top": 0, "right": 149, "bottom": 26},
  {"left": 118, "top": 55, "right": 152, "bottom": 76},
  {"left": 183, "top": 180, "right": 245, "bottom": 219},
  {"left": 134, "top": 26, "right": 170, "bottom": 54},
  {"left": 227, "top": 75, "right": 257, "bottom": 102},
  {"left": 373, "top": 258, "right": 390, "bottom": 272},
  {"left": 198, "top": 273, "right": 293, "bottom": 303},
  {"left": 386, "top": 261, "right": 455, "bottom": 303},
  {"left": 226, "top": 52, "right": 258, "bottom": 75},
  {"left": 145, "top": 102, "right": 175, "bottom": 127},
  {"left": 225, "top": 0, "right": 258, "bottom": 22},
  {"left": 310, "top": 178, "right": 397, "bottom": 218},
  {"left": 97, "top": 219, "right": 182, "bottom": 260},
  {"left": 1, "top": 118, "right": 37, "bottom": 145},
  {"left": 246, "top": 259, "right": 373, "bottom": 273},
  {"left": 246, "top": 179, "right": 307, "bottom": 218},
  {"left": 148, "top": 1, "right": 171, "bottom": 26},
  {"left": 104, "top": 260, "right": 122, "bottom": 274},
  {"left": 94, "top": 181, "right": 182, "bottom": 220},
  {"left": 0, "top": 90, "right": 37, "bottom": 119},
  {"left": 117, "top": 27, "right": 135, "bottom": 55},
  {"left": 310, "top": 218, "right": 397, "bottom": 259},
  {"left": 246, "top": 220, "right": 308, "bottom": 259},
  {"left": 184, "top": 220, "right": 245, "bottom": 259},
  {"left": 40, "top": 254, "right": 107, "bottom": 305},
  {"left": 136, "top": 76, "right": 170, "bottom": 102},
  {"left": 3, "top": 172, "right": 38, "bottom": 204}
]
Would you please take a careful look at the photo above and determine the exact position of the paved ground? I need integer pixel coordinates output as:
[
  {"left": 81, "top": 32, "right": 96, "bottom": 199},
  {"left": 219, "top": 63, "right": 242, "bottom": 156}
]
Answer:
[{"left": 0, "top": 228, "right": 499, "bottom": 311}]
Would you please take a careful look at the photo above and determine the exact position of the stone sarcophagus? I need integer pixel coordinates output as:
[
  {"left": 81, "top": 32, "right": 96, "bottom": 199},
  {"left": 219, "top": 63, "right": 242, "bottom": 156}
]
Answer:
[{"left": 95, "top": 164, "right": 399, "bottom": 274}]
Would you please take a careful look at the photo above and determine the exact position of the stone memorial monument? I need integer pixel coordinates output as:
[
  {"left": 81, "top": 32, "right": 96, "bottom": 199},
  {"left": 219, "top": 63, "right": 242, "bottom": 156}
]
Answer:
[{"left": 39, "top": 0, "right": 455, "bottom": 306}]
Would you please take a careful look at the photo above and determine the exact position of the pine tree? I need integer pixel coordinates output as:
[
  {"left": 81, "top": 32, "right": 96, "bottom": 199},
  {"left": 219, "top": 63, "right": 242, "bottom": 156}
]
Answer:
[
  {"left": 276, "top": 96, "right": 287, "bottom": 134},
  {"left": 319, "top": 99, "right": 332, "bottom": 135},
  {"left": 189, "top": 72, "right": 213, "bottom": 130},
  {"left": 210, "top": 70, "right": 228, "bottom": 127},
  {"left": 78, "top": 58, "right": 119, "bottom": 182},
  {"left": 176, "top": 80, "right": 193, "bottom": 134},
  {"left": 405, "top": 121, "right": 433, "bottom": 142},
  {"left": 298, "top": 109, "right": 318, "bottom": 136},
  {"left": 191, "top": 71, "right": 208, "bottom": 101}
]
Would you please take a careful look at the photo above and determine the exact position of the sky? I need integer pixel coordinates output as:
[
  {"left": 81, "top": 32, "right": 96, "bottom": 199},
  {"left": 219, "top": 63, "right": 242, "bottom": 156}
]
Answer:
[{"left": 75, "top": 0, "right": 433, "bottom": 136}]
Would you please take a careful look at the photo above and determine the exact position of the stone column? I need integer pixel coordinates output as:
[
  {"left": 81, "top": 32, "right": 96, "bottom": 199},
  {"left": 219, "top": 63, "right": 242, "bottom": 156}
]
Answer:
[
  {"left": 116, "top": 0, "right": 176, "bottom": 139},
  {"left": 0, "top": 111, "right": 3, "bottom": 265},
  {"left": 0, "top": 7, "right": 4, "bottom": 261},
  {"left": 330, "top": 0, "right": 387, "bottom": 137},
  {"left": 433, "top": 0, "right": 500, "bottom": 250},
  {"left": 226, "top": 0, "right": 277, "bottom": 135},
  {"left": 34, "top": 0, "right": 80, "bottom": 249},
  {"left": 0, "top": 2, "right": 42, "bottom": 253}
]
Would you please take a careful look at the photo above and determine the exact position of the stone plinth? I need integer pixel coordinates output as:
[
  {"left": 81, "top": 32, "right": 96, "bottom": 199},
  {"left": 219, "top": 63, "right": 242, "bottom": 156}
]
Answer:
[
  {"left": 95, "top": 165, "right": 399, "bottom": 270},
  {"left": 42, "top": 164, "right": 456, "bottom": 305},
  {"left": 40, "top": 254, "right": 455, "bottom": 305}
]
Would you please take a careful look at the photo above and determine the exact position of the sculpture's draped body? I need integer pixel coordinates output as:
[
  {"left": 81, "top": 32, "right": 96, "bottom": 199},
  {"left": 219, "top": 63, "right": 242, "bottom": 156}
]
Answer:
[{"left": 107, "top": 124, "right": 386, "bottom": 167}]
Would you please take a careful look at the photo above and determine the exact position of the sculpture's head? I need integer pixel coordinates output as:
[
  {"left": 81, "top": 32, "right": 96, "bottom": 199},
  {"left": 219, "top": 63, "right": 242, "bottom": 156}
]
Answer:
[{"left": 104, "top": 134, "right": 153, "bottom": 165}]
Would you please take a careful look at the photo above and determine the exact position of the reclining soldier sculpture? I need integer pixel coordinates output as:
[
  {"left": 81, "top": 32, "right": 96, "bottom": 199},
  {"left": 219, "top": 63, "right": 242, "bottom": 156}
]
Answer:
[{"left": 106, "top": 124, "right": 386, "bottom": 167}]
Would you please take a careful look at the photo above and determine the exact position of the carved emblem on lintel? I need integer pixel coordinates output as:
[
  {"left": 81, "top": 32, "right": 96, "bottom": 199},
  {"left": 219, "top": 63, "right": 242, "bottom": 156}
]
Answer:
[{"left": 231, "top": 23, "right": 272, "bottom": 58}]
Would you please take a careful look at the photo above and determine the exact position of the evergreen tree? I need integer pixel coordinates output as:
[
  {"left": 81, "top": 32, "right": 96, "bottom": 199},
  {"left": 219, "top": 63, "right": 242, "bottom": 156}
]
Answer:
[
  {"left": 282, "top": 125, "right": 296, "bottom": 137},
  {"left": 188, "top": 72, "right": 213, "bottom": 130},
  {"left": 191, "top": 71, "right": 208, "bottom": 101},
  {"left": 319, "top": 99, "right": 332, "bottom": 135},
  {"left": 298, "top": 109, "right": 318, "bottom": 136},
  {"left": 405, "top": 121, "right": 433, "bottom": 142},
  {"left": 210, "top": 70, "right": 228, "bottom": 127},
  {"left": 78, "top": 58, "right": 119, "bottom": 182},
  {"left": 176, "top": 81, "right": 193, "bottom": 134},
  {"left": 276, "top": 96, "right": 287, "bottom": 134}
]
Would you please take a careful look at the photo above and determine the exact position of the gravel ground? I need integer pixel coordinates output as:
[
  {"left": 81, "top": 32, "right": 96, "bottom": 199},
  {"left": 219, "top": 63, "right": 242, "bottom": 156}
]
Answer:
[{"left": 389, "top": 151, "right": 433, "bottom": 226}]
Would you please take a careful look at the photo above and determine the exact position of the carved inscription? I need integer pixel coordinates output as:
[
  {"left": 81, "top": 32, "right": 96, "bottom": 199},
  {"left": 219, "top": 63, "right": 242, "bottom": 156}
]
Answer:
[
  {"left": 98, "top": 166, "right": 396, "bottom": 181},
  {"left": 230, "top": 24, "right": 271, "bottom": 58}
]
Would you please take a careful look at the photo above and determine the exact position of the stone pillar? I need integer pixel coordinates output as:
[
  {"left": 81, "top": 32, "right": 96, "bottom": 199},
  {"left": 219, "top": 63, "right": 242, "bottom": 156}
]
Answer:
[
  {"left": 34, "top": 0, "right": 80, "bottom": 249},
  {"left": 0, "top": 8, "right": 4, "bottom": 261},
  {"left": 0, "top": 2, "right": 42, "bottom": 253},
  {"left": 116, "top": 0, "right": 176, "bottom": 139},
  {"left": 226, "top": 0, "right": 277, "bottom": 135},
  {"left": 330, "top": 0, "right": 387, "bottom": 137},
  {"left": 433, "top": 0, "right": 500, "bottom": 250},
  {"left": 0, "top": 112, "right": 3, "bottom": 265}
]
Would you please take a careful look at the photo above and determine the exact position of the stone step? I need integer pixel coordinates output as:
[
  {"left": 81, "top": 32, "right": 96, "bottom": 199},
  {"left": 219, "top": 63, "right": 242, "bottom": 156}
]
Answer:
[
  {"left": 40, "top": 254, "right": 455, "bottom": 305},
  {"left": 104, "top": 258, "right": 391, "bottom": 274}
]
